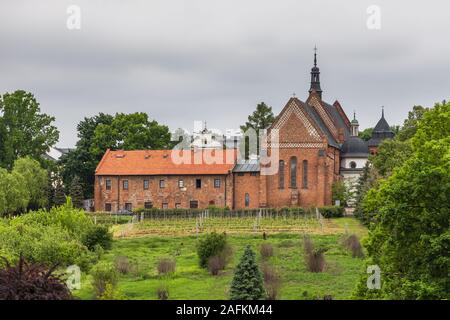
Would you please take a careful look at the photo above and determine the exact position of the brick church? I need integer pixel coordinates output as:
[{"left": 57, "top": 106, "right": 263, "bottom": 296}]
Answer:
[{"left": 94, "top": 52, "right": 394, "bottom": 212}]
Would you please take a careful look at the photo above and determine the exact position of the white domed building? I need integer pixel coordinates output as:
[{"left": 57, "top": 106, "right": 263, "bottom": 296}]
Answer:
[{"left": 340, "top": 114, "right": 369, "bottom": 206}]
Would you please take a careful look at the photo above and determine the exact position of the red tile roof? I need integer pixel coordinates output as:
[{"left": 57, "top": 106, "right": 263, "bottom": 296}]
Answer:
[{"left": 95, "top": 149, "right": 237, "bottom": 176}]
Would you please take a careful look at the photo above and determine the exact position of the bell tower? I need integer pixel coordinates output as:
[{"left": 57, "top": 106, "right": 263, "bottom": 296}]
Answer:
[{"left": 309, "top": 46, "right": 322, "bottom": 99}]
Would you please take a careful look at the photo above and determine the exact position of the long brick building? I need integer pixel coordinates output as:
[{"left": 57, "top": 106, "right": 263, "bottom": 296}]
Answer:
[{"left": 94, "top": 52, "right": 393, "bottom": 212}]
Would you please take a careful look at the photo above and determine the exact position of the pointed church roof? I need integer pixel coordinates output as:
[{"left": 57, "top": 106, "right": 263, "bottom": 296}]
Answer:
[{"left": 368, "top": 108, "right": 395, "bottom": 147}]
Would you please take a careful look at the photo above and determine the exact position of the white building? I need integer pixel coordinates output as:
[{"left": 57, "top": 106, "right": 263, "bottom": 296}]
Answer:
[{"left": 340, "top": 114, "right": 369, "bottom": 206}]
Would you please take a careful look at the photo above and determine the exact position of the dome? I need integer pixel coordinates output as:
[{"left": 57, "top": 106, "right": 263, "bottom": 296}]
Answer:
[{"left": 341, "top": 136, "right": 369, "bottom": 158}]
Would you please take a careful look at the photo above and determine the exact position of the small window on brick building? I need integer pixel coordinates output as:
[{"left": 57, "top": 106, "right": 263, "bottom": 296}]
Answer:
[
  {"left": 178, "top": 179, "right": 184, "bottom": 188},
  {"left": 159, "top": 180, "right": 165, "bottom": 188},
  {"left": 106, "top": 179, "right": 112, "bottom": 190},
  {"left": 175, "top": 203, "right": 181, "bottom": 209},
  {"left": 250, "top": 172, "right": 258, "bottom": 176},
  {"left": 190, "top": 201, "right": 198, "bottom": 209},
  {"left": 279, "top": 160, "right": 285, "bottom": 189},
  {"left": 302, "top": 160, "right": 308, "bottom": 189},
  {"left": 162, "top": 203, "right": 168, "bottom": 209},
  {"left": 290, "top": 157, "right": 297, "bottom": 188},
  {"left": 144, "top": 201, "right": 153, "bottom": 209},
  {"left": 214, "top": 178, "right": 221, "bottom": 188},
  {"left": 245, "top": 193, "right": 250, "bottom": 207},
  {"left": 124, "top": 203, "right": 132, "bottom": 212},
  {"left": 123, "top": 180, "right": 129, "bottom": 190},
  {"left": 196, "top": 179, "right": 202, "bottom": 188},
  {"left": 350, "top": 161, "right": 357, "bottom": 169},
  {"left": 105, "top": 203, "right": 112, "bottom": 212},
  {"left": 143, "top": 179, "right": 149, "bottom": 190},
  {"left": 237, "top": 172, "right": 244, "bottom": 176},
  {"left": 209, "top": 200, "right": 215, "bottom": 205}
]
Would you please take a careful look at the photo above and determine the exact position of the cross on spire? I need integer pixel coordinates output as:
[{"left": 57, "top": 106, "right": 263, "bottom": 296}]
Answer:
[
  {"left": 313, "top": 45, "right": 317, "bottom": 67},
  {"left": 309, "top": 45, "right": 322, "bottom": 98}
]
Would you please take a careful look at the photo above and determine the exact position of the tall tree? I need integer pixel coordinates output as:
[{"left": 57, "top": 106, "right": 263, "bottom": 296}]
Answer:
[
  {"left": 240, "top": 102, "right": 275, "bottom": 157},
  {"left": 230, "top": 246, "right": 265, "bottom": 300},
  {"left": 396, "top": 105, "right": 429, "bottom": 141},
  {"left": 53, "top": 181, "right": 66, "bottom": 207},
  {"left": 358, "top": 128, "right": 373, "bottom": 141},
  {"left": 69, "top": 176, "right": 84, "bottom": 209},
  {"left": 12, "top": 157, "right": 48, "bottom": 210},
  {"left": 0, "top": 90, "right": 59, "bottom": 169},
  {"left": 355, "top": 102, "right": 450, "bottom": 299},
  {"left": 0, "top": 168, "right": 29, "bottom": 216},
  {"left": 90, "top": 112, "right": 173, "bottom": 157},
  {"left": 60, "top": 113, "right": 114, "bottom": 199}
]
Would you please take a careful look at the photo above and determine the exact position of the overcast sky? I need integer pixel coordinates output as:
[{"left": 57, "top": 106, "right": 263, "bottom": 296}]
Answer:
[{"left": 1, "top": 0, "right": 449, "bottom": 147}]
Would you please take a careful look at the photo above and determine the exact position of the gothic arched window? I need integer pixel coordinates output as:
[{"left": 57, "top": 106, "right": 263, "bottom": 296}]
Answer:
[
  {"left": 302, "top": 160, "right": 308, "bottom": 188},
  {"left": 290, "top": 157, "right": 297, "bottom": 188},
  {"left": 279, "top": 160, "right": 285, "bottom": 189}
]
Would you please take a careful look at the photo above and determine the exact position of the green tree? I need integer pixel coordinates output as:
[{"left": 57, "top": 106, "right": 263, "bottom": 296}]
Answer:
[
  {"left": 358, "top": 128, "right": 373, "bottom": 141},
  {"left": 12, "top": 157, "right": 48, "bottom": 210},
  {"left": 397, "top": 105, "right": 429, "bottom": 141},
  {"left": 60, "top": 113, "right": 114, "bottom": 199},
  {"left": 355, "top": 102, "right": 450, "bottom": 299},
  {"left": 370, "top": 139, "right": 413, "bottom": 177},
  {"left": 53, "top": 181, "right": 66, "bottom": 207},
  {"left": 69, "top": 176, "right": 84, "bottom": 209},
  {"left": 230, "top": 246, "right": 265, "bottom": 300},
  {"left": 0, "top": 90, "right": 59, "bottom": 169},
  {"left": 0, "top": 169, "right": 29, "bottom": 216},
  {"left": 240, "top": 102, "right": 275, "bottom": 157},
  {"left": 331, "top": 180, "right": 348, "bottom": 207},
  {"left": 90, "top": 112, "right": 173, "bottom": 157}
]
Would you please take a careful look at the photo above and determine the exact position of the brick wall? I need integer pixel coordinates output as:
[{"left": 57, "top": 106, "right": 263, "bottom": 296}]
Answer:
[
  {"left": 95, "top": 174, "right": 232, "bottom": 211},
  {"left": 233, "top": 172, "right": 260, "bottom": 209}
]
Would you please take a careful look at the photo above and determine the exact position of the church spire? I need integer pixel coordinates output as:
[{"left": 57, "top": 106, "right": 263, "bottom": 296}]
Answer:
[
  {"left": 309, "top": 46, "right": 322, "bottom": 98},
  {"left": 350, "top": 111, "right": 359, "bottom": 136}
]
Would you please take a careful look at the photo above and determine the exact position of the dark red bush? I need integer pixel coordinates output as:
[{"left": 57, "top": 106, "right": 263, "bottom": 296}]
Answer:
[{"left": 0, "top": 257, "right": 72, "bottom": 300}]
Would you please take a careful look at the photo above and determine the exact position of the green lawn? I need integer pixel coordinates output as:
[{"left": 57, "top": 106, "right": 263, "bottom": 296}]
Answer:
[{"left": 75, "top": 217, "right": 367, "bottom": 300}]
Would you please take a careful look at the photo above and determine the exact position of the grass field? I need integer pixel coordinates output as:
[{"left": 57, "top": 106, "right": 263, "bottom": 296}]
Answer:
[{"left": 75, "top": 216, "right": 368, "bottom": 300}]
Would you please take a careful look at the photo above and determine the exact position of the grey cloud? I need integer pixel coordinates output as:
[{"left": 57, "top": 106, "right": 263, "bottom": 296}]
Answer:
[{"left": 0, "top": 0, "right": 449, "bottom": 146}]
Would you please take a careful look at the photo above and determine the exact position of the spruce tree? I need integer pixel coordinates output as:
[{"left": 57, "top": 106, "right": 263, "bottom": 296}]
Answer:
[
  {"left": 53, "top": 181, "right": 66, "bottom": 207},
  {"left": 230, "top": 245, "right": 265, "bottom": 300},
  {"left": 69, "top": 176, "right": 84, "bottom": 209}
]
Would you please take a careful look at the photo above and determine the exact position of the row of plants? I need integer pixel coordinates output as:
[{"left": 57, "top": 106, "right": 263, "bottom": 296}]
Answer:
[{"left": 133, "top": 205, "right": 344, "bottom": 219}]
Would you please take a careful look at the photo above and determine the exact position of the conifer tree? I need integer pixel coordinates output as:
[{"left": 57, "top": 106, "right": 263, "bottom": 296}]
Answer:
[
  {"left": 53, "top": 181, "right": 66, "bottom": 207},
  {"left": 69, "top": 176, "right": 84, "bottom": 209},
  {"left": 230, "top": 245, "right": 265, "bottom": 300}
]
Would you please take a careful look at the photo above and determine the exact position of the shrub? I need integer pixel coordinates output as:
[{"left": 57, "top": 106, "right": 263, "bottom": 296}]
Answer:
[
  {"left": 157, "top": 284, "right": 169, "bottom": 300},
  {"left": 303, "top": 235, "right": 326, "bottom": 272},
  {"left": 318, "top": 206, "right": 344, "bottom": 218},
  {"left": 197, "top": 232, "right": 227, "bottom": 268},
  {"left": 307, "top": 248, "right": 326, "bottom": 273},
  {"left": 99, "top": 283, "right": 126, "bottom": 300},
  {"left": 262, "top": 264, "right": 281, "bottom": 300},
  {"left": 230, "top": 246, "right": 265, "bottom": 300},
  {"left": 207, "top": 243, "right": 233, "bottom": 276},
  {"left": 343, "top": 234, "right": 364, "bottom": 258},
  {"left": 260, "top": 243, "right": 274, "bottom": 259},
  {"left": 90, "top": 263, "right": 118, "bottom": 298},
  {"left": 83, "top": 225, "right": 113, "bottom": 251},
  {"left": 207, "top": 255, "right": 222, "bottom": 276},
  {"left": 157, "top": 258, "right": 176, "bottom": 275},
  {"left": 114, "top": 256, "right": 132, "bottom": 274},
  {"left": 0, "top": 256, "right": 72, "bottom": 300}
]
